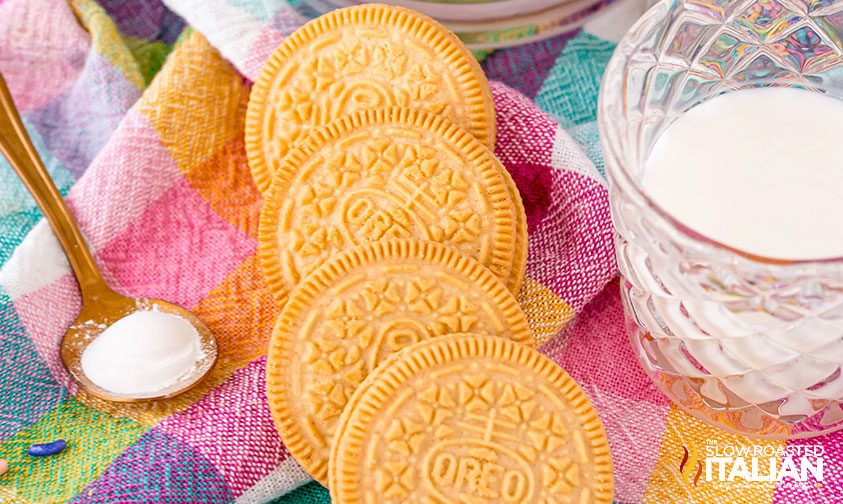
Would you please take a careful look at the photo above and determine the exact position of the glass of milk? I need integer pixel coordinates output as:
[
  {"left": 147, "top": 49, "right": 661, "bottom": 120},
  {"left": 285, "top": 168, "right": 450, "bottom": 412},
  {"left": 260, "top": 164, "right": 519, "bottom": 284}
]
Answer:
[{"left": 599, "top": 0, "right": 843, "bottom": 438}]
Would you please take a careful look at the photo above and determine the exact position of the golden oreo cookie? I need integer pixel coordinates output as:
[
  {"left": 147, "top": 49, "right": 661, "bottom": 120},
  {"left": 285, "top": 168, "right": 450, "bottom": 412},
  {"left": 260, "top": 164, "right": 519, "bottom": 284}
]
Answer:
[
  {"left": 330, "top": 334, "right": 614, "bottom": 503},
  {"left": 258, "top": 107, "right": 520, "bottom": 305},
  {"left": 245, "top": 3, "right": 496, "bottom": 194},
  {"left": 265, "top": 239, "right": 532, "bottom": 484}
]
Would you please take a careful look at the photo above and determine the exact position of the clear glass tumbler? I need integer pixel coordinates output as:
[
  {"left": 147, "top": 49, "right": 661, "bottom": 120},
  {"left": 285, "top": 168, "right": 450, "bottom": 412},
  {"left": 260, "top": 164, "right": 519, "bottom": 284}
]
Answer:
[{"left": 599, "top": 0, "right": 843, "bottom": 438}]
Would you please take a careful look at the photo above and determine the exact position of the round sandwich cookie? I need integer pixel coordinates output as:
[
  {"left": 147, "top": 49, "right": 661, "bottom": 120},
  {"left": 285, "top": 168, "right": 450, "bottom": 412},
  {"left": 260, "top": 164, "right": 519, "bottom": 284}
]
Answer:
[
  {"left": 258, "top": 107, "right": 524, "bottom": 305},
  {"left": 246, "top": 3, "right": 497, "bottom": 194},
  {"left": 329, "top": 334, "right": 614, "bottom": 503},
  {"left": 266, "top": 239, "right": 533, "bottom": 484}
]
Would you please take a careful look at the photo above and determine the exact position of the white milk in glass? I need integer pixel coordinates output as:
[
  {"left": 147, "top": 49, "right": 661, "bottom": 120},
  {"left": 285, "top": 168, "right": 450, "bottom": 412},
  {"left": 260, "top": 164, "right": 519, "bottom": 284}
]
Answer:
[
  {"left": 644, "top": 87, "right": 843, "bottom": 260},
  {"left": 640, "top": 87, "right": 843, "bottom": 414}
]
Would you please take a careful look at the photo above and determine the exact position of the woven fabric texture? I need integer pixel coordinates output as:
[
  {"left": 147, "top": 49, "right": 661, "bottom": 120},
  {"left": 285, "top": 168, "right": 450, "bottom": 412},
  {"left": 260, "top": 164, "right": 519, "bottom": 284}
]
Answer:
[{"left": 1, "top": 0, "right": 840, "bottom": 503}]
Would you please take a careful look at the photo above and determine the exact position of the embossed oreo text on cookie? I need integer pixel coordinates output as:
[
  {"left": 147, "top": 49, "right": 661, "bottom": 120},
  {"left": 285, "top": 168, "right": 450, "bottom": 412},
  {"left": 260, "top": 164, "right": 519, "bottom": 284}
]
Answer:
[
  {"left": 258, "top": 108, "right": 519, "bottom": 305},
  {"left": 329, "top": 335, "right": 615, "bottom": 504},
  {"left": 427, "top": 438, "right": 533, "bottom": 502}
]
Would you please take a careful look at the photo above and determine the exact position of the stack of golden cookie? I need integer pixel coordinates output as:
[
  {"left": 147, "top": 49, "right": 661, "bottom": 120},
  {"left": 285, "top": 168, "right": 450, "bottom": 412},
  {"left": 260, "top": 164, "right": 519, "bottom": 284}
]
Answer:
[{"left": 246, "top": 4, "right": 614, "bottom": 503}]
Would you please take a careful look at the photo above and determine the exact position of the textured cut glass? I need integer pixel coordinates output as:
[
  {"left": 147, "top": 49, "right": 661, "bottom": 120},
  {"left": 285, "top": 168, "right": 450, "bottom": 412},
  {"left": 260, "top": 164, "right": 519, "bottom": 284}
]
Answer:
[{"left": 599, "top": 0, "right": 843, "bottom": 438}]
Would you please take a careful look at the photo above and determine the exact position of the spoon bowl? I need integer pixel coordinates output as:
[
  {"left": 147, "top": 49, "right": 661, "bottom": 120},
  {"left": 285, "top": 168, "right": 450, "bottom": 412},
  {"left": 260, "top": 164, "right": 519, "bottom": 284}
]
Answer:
[
  {"left": 61, "top": 289, "right": 218, "bottom": 402},
  {"left": 0, "top": 72, "right": 218, "bottom": 402}
]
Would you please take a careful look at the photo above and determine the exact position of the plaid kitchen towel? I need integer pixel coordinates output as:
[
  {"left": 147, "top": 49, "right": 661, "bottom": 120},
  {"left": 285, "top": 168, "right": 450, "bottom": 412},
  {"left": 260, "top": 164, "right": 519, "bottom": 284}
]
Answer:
[{"left": 0, "top": 0, "right": 839, "bottom": 503}]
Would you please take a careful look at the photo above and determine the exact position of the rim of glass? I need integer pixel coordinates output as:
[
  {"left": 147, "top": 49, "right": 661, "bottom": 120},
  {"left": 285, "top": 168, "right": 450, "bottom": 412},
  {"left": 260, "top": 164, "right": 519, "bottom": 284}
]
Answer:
[{"left": 597, "top": 0, "right": 843, "bottom": 267}]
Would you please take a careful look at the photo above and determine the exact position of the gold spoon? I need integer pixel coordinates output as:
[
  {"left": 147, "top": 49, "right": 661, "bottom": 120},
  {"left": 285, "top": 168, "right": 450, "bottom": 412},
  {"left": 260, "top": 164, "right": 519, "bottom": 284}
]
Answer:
[{"left": 0, "top": 72, "right": 217, "bottom": 403}]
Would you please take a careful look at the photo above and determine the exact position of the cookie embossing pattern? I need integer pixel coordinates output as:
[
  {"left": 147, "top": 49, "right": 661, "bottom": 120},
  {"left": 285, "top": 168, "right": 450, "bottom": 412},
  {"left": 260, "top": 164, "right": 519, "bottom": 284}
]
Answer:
[
  {"left": 265, "top": 240, "right": 532, "bottom": 484},
  {"left": 329, "top": 335, "right": 614, "bottom": 503},
  {"left": 374, "top": 372, "right": 579, "bottom": 503},
  {"left": 245, "top": 4, "right": 496, "bottom": 194},
  {"left": 258, "top": 108, "right": 518, "bottom": 305}
]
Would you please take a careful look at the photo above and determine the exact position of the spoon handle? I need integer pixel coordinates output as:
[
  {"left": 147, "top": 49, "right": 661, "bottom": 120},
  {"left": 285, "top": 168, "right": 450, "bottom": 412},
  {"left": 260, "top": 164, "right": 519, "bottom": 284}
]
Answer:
[{"left": 0, "top": 72, "right": 107, "bottom": 299}]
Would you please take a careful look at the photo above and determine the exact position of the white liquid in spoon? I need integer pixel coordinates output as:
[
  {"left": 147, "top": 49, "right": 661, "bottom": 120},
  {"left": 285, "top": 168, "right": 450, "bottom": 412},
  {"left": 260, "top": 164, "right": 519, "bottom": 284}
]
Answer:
[
  {"left": 643, "top": 87, "right": 843, "bottom": 260},
  {"left": 81, "top": 310, "right": 204, "bottom": 396}
]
